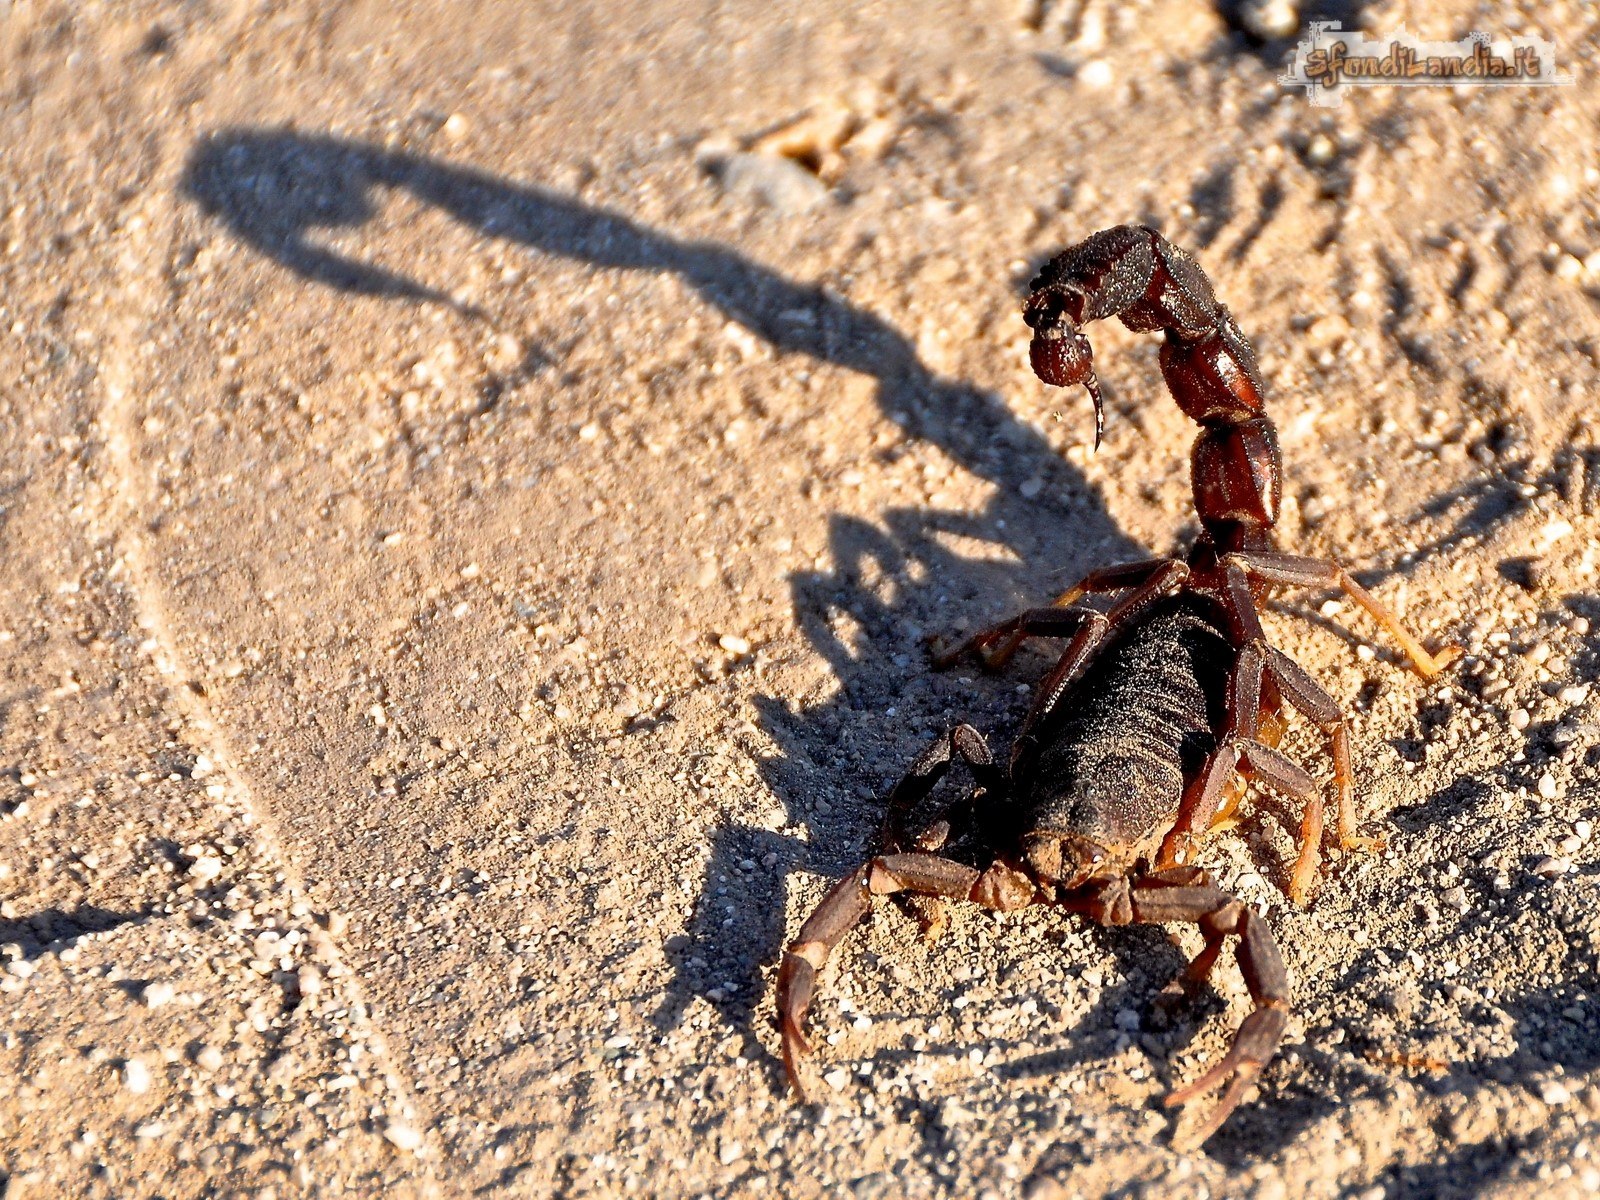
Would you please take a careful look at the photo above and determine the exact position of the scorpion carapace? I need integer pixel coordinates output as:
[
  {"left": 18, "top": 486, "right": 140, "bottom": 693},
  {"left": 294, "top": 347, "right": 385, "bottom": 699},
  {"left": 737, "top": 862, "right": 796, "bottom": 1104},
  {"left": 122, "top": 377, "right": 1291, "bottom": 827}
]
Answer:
[{"left": 776, "top": 226, "right": 1461, "bottom": 1146}]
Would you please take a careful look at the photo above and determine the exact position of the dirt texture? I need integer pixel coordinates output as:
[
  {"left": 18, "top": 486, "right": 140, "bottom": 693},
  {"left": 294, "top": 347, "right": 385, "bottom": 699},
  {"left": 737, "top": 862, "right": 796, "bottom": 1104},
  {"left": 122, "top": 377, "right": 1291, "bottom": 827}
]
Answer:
[{"left": 3, "top": 1, "right": 1600, "bottom": 1197}]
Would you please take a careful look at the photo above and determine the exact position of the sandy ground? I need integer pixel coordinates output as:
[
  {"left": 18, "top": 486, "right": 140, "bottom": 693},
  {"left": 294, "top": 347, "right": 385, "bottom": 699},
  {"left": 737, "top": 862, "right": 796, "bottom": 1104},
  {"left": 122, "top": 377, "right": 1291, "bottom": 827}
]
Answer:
[{"left": 3, "top": 1, "right": 1600, "bottom": 1196}]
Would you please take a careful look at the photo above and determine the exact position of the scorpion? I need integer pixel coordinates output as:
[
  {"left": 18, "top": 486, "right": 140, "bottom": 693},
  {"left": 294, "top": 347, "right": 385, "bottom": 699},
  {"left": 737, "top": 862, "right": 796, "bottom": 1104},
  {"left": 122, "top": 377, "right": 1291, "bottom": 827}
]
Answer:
[{"left": 776, "top": 225, "right": 1461, "bottom": 1145}]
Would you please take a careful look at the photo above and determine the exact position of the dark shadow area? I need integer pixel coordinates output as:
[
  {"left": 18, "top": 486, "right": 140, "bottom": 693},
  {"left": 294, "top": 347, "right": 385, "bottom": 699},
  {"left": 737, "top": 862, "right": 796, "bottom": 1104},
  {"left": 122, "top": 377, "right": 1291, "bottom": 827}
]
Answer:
[{"left": 0, "top": 903, "right": 144, "bottom": 959}]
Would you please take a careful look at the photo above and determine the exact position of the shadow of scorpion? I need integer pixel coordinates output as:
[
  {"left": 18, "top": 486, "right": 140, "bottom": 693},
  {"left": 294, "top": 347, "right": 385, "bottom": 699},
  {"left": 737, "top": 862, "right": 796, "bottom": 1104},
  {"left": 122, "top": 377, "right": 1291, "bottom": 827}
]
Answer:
[{"left": 776, "top": 225, "right": 1462, "bottom": 1149}]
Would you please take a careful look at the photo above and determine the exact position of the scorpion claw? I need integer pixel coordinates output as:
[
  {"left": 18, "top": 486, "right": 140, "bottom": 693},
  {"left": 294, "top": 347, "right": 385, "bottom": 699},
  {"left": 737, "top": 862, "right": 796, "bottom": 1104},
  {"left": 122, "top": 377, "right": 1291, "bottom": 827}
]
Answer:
[{"left": 1163, "top": 1005, "right": 1288, "bottom": 1147}]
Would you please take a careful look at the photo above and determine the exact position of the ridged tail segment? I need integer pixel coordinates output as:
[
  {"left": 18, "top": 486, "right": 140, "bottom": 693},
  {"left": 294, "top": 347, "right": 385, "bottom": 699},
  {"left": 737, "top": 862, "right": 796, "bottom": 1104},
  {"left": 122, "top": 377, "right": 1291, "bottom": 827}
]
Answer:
[{"left": 1016, "top": 593, "right": 1233, "bottom": 849}]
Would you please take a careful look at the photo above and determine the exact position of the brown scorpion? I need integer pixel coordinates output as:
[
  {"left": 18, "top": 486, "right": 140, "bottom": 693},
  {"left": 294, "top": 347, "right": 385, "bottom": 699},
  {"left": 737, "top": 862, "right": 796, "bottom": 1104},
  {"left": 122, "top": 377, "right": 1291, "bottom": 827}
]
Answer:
[{"left": 776, "top": 225, "right": 1461, "bottom": 1145}]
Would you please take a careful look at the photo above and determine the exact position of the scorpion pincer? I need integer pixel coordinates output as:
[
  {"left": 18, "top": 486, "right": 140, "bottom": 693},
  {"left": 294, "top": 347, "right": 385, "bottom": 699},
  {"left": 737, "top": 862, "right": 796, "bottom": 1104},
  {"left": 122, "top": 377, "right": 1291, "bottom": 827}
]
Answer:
[{"left": 776, "top": 225, "right": 1461, "bottom": 1146}]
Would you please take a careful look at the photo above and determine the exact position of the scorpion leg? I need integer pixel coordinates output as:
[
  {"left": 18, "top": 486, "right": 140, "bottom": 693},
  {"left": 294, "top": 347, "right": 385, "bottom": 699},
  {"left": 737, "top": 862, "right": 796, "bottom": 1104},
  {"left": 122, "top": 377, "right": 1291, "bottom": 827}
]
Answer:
[
  {"left": 1158, "top": 637, "right": 1333, "bottom": 904},
  {"left": 932, "top": 557, "right": 1174, "bottom": 669},
  {"left": 1261, "top": 643, "right": 1386, "bottom": 896},
  {"left": 1122, "top": 875, "right": 1290, "bottom": 1149},
  {"left": 777, "top": 851, "right": 1033, "bottom": 1099},
  {"left": 1226, "top": 551, "right": 1462, "bottom": 678}
]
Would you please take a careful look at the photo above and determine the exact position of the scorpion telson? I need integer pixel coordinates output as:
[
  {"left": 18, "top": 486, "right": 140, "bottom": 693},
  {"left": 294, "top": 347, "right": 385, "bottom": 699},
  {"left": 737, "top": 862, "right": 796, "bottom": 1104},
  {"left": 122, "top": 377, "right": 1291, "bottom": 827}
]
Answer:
[{"left": 776, "top": 226, "right": 1461, "bottom": 1146}]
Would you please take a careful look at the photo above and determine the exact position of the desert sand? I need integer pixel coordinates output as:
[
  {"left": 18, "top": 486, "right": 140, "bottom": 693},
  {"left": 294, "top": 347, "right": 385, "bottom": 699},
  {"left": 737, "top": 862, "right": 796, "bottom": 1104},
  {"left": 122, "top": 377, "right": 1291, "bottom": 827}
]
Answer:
[{"left": 2, "top": 1, "right": 1599, "bottom": 1196}]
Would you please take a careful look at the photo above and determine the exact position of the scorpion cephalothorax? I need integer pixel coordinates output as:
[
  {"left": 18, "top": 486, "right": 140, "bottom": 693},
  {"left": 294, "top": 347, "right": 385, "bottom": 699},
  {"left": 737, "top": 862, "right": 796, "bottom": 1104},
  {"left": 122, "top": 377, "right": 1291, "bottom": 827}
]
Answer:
[{"left": 776, "top": 225, "right": 1460, "bottom": 1146}]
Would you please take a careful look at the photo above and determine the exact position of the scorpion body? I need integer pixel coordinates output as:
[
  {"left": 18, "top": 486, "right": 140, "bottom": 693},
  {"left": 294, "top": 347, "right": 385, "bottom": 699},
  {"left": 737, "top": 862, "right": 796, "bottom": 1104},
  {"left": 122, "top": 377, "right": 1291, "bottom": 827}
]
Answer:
[{"left": 776, "top": 226, "right": 1459, "bottom": 1145}]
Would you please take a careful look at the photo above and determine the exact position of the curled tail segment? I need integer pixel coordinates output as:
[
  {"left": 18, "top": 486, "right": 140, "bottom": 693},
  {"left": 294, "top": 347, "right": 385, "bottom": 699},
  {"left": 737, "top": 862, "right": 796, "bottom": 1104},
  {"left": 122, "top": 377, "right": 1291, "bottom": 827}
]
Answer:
[{"left": 1025, "top": 225, "right": 1281, "bottom": 552}]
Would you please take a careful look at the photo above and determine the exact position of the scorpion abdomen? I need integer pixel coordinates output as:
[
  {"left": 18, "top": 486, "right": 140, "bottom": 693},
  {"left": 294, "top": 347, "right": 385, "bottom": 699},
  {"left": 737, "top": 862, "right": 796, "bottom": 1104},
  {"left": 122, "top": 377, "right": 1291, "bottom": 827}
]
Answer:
[{"left": 1018, "top": 592, "right": 1233, "bottom": 849}]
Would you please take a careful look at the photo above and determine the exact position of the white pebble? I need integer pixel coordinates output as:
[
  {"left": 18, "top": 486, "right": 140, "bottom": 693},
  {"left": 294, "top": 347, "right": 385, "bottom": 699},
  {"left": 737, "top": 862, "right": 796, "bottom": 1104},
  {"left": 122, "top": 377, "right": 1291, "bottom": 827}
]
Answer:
[
  {"left": 718, "top": 1140, "right": 744, "bottom": 1165},
  {"left": 717, "top": 634, "right": 751, "bottom": 656},
  {"left": 122, "top": 1058, "right": 152, "bottom": 1094},
  {"left": 823, "top": 1067, "right": 850, "bottom": 1091},
  {"left": 1576, "top": 820, "right": 1593, "bottom": 841},
  {"left": 1509, "top": 709, "right": 1531, "bottom": 731},
  {"left": 195, "top": 1045, "right": 225, "bottom": 1072},
  {"left": 1532, "top": 856, "right": 1572, "bottom": 879},
  {"left": 1541, "top": 1080, "right": 1572, "bottom": 1106},
  {"left": 383, "top": 1120, "right": 424, "bottom": 1152},
  {"left": 1538, "top": 773, "right": 1559, "bottom": 799},
  {"left": 1558, "top": 684, "right": 1590, "bottom": 704},
  {"left": 1078, "top": 59, "right": 1114, "bottom": 89},
  {"left": 141, "top": 981, "right": 175, "bottom": 1009},
  {"left": 187, "top": 855, "right": 223, "bottom": 883}
]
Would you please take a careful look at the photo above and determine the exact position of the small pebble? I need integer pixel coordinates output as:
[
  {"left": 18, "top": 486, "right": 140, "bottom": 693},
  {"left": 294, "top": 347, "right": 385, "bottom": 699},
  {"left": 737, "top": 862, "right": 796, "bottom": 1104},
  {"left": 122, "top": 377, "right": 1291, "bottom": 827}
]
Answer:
[
  {"left": 719, "top": 1140, "right": 744, "bottom": 1166},
  {"left": 383, "top": 1120, "right": 424, "bottom": 1152},
  {"left": 1532, "top": 856, "right": 1571, "bottom": 879},
  {"left": 188, "top": 855, "right": 224, "bottom": 883},
  {"left": 122, "top": 1058, "right": 152, "bottom": 1095},
  {"left": 1541, "top": 1080, "right": 1572, "bottom": 1106},
  {"left": 1576, "top": 820, "right": 1593, "bottom": 841},
  {"left": 1538, "top": 773, "right": 1559, "bottom": 799},
  {"left": 717, "top": 634, "right": 751, "bottom": 656},
  {"left": 195, "top": 1045, "right": 225, "bottom": 1073},
  {"left": 1241, "top": 0, "right": 1300, "bottom": 39},
  {"left": 823, "top": 1067, "right": 850, "bottom": 1091},
  {"left": 1509, "top": 709, "right": 1531, "bottom": 732},
  {"left": 141, "top": 981, "right": 175, "bottom": 1009},
  {"left": 1078, "top": 60, "right": 1114, "bottom": 89}
]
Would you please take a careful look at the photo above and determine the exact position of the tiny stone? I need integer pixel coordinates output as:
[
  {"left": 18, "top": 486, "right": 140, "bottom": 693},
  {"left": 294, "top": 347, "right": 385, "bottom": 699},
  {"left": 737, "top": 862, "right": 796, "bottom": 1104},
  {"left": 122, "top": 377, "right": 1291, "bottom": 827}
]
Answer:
[
  {"left": 1558, "top": 685, "right": 1590, "bottom": 704},
  {"left": 1019, "top": 477, "right": 1044, "bottom": 499},
  {"left": 1242, "top": 0, "right": 1301, "bottom": 40},
  {"left": 122, "top": 1058, "right": 152, "bottom": 1095},
  {"left": 188, "top": 855, "right": 224, "bottom": 883},
  {"left": 718, "top": 634, "right": 751, "bottom": 656},
  {"left": 1078, "top": 60, "right": 1114, "bottom": 89},
  {"left": 718, "top": 1140, "right": 743, "bottom": 1166},
  {"left": 1532, "top": 856, "right": 1571, "bottom": 879},
  {"left": 383, "top": 1120, "right": 424, "bottom": 1152},
  {"left": 823, "top": 1067, "right": 850, "bottom": 1091},
  {"left": 1538, "top": 773, "right": 1559, "bottom": 799},
  {"left": 141, "top": 981, "right": 176, "bottom": 1009},
  {"left": 1509, "top": 709, "right": 1531, "bottom": 731},
  {"left": 1576, "top": 820, "right": 1593, "bottom": 841},
  {"left": 1541, "top": 1080, "right": 1572, "bottom": 1106},
  {"left": 1304, "top": 132, "right": 1337, "bottom": 165},
  {"left": 195, "top": 1045, "right": 225, "bottom": 1072}
]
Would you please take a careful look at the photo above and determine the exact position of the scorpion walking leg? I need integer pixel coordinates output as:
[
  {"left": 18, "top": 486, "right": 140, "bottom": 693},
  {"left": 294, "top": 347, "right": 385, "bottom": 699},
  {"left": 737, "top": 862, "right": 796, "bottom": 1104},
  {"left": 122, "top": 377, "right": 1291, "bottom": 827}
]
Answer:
[
  {"left": 1227, "top": 551, "right": 1462, "bottom": 678},
  {"left": 777, "top": 851, "right": 1032, "bottom": 1099},
  {"left": 1157, "top": 639, "right": 1328, "bottom": 903},
  {"left": 1124, "top": 876, "right": 1291, "bottom": 1148},
  {"left": 1262, "top": 643, "right": 1385, "bottom": 888},
  {"left": 933, "top": 558, "right": 1175, "bottom": 669}
]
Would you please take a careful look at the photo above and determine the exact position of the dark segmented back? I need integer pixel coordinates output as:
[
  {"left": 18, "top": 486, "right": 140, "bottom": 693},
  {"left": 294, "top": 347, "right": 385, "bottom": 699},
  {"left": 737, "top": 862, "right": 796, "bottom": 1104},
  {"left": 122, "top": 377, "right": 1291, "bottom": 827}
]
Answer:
[{"left": 1015, "top": 591, "right": 1233, "bottom": 848}]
